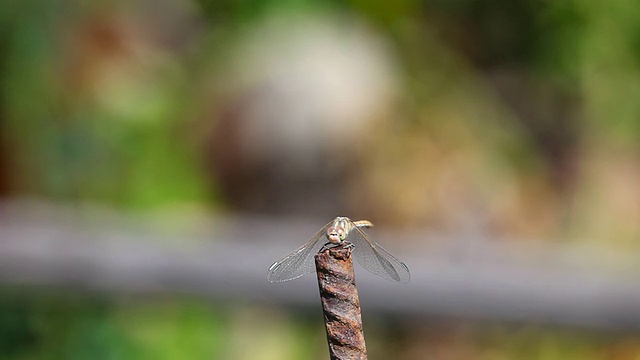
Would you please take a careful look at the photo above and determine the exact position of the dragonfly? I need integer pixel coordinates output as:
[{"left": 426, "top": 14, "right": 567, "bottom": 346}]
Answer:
[{"left": 267, "top": 217, "right": 410, "bottom": 283}]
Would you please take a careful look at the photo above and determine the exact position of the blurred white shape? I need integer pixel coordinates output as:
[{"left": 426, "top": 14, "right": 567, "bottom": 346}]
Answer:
[
  {"left": 210, "top": 11, "right": 399, "bottom": 214},
  {"left": 224, "top": 11, "right": 398, "bottom": 170}
]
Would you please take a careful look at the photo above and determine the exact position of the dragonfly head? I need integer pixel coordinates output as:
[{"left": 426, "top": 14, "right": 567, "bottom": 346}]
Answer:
[{"left": 326, "top": 226, "right": 346, "bottom": 243}]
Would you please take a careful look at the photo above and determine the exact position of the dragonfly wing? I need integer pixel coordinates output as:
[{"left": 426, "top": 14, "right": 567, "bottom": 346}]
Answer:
[
  {"left": 267, "top": 222, "right": 332, "bottom": 282},
  {"left": 350, "top": 225, "right": 411, "bottom": 283}
]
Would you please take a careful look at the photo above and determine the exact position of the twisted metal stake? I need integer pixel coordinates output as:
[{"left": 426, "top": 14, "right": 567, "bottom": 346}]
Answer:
[{"left": 315, "top": 243, "right": 368, "bottom": 360}]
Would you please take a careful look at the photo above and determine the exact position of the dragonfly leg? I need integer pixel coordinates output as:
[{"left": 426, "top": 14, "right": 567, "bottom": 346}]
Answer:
[
  {"left": 319, "top": 241, "right": 355, "bottom": 253},
  {"left": 319, "top": 242, "right": 340, "bottom": 252}
]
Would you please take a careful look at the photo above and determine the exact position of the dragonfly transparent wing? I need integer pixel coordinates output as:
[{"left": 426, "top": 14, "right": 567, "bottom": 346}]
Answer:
[
  {"left": 267, "top": 221, "right": 332, "bottom": 282},
  {"left": 350, "top": 223, "right": 411, "bottom": 283}
]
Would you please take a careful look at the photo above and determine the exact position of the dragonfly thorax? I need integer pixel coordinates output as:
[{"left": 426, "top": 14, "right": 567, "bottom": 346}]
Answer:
[{"left": 326, "top": 217, "right": 352, "bottom": 243}]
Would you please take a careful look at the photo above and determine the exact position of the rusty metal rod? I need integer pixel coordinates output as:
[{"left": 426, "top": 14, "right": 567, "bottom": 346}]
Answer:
[{"left": 315, "top": 243, "right": 368, "bottom": 360}]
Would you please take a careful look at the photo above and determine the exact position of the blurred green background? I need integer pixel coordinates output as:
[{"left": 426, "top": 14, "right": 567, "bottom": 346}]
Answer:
[{"left": 2, "top": 0, "right": 640, "bottom": 359}]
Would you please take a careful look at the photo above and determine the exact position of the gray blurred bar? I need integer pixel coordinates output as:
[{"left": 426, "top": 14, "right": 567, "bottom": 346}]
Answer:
[{"left": 1, "top": 199, "right": 640, "bottom": 330}]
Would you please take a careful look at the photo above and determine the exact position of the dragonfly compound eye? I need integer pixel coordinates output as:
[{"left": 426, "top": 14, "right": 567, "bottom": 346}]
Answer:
[{"left": 326, "top": 226, "right": 343, "bottom": 243}]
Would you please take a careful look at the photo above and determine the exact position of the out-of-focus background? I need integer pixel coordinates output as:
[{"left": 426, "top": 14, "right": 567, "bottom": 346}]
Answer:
[{"left": 2, "top": 0, "right": 640, "bottom": 359}]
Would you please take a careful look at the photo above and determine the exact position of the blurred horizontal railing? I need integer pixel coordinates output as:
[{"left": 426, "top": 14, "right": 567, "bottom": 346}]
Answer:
[{"left": 1, "top": 199, "right": 640, "bottom": 330}]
